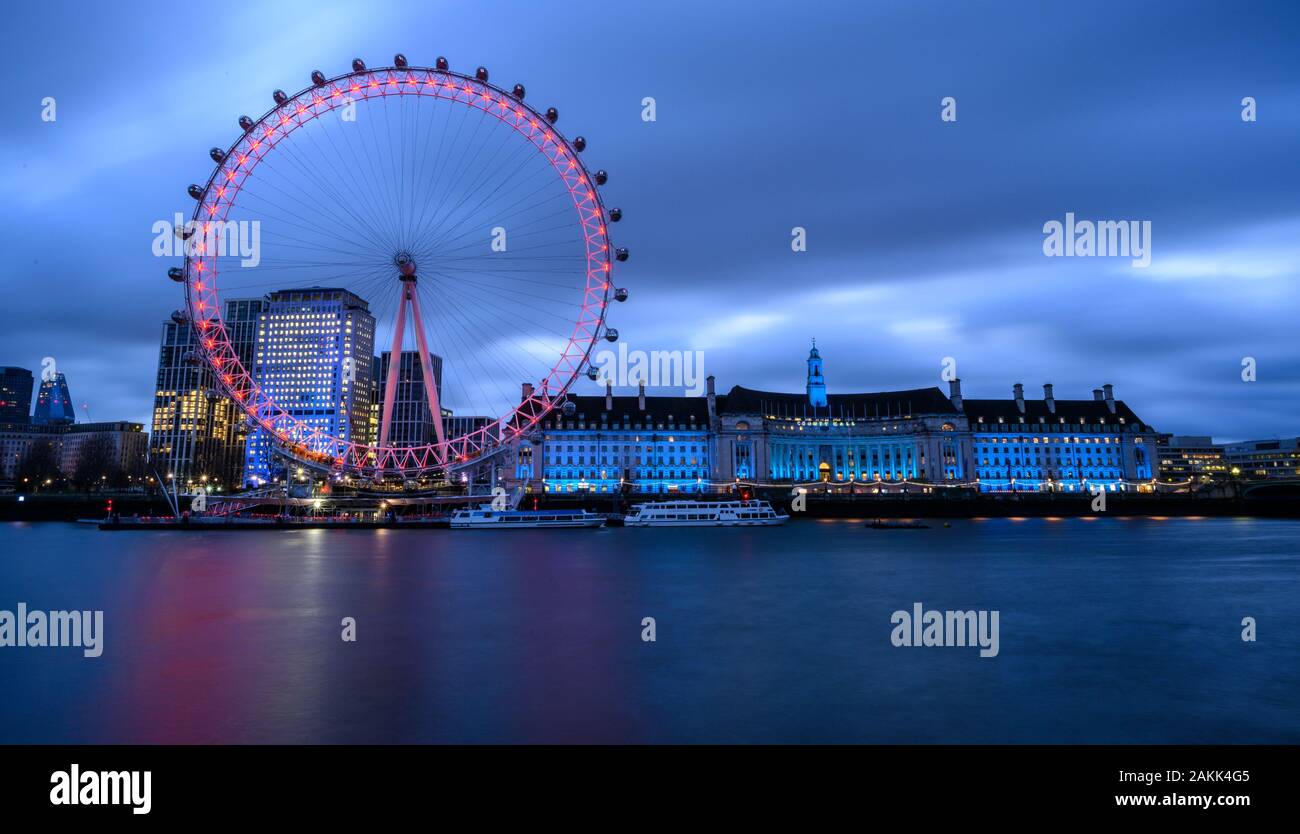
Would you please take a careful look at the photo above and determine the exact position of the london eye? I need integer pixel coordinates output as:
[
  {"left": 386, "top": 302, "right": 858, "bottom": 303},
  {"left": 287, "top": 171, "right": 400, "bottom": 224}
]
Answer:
[{"left": 171, "top": 54, "right": 628, "bottom": 482}]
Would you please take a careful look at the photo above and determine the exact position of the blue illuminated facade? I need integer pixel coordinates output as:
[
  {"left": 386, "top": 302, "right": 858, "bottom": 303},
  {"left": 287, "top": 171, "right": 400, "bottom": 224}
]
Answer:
[
  {"left": 963, "top": 383, "right": 1157, "bottom": 492},
  {"left": 32, "top": 372, "right": 75, "bottom": 426},
  {"left": 243, "top": 288, "right": 375, "bottom": 486},
  {"left": 806, "top": 341, "right": 827, "bottom": 408},
  {"left": 508, "top": 346, "right": 1160, "bottom": 495},
  {"left": 522, "top": 387, "right": 712, "bottom": 493},
  {"left": 715, "top": 383, "right": 968, "bottom": 486},
  {"left": 709, "top": 343, "right": 969, "bottom": 486}
]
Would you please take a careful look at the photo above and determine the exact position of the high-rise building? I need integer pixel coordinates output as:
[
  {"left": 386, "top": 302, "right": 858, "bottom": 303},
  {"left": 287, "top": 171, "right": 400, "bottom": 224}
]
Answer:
[
  {"left": 0, "top": 367, "right": 34, "bottom": 424},
  {"left": 223, "top": 297, "right": 265, "bottom": 371},
  {"left": 218, "top": 297, "right": 266, "bottom": 483},
  {"left": 376, "top": 350, "right": 443, "bottom": 448},
  {"left": 147, "top": 298, "right": 265, "bottom": 490},
  {"left": 32, "top": 371, "right": 75, "bottom": 425},
  {"left": 243, "top": 288, "right": 375, "bottom": 485},
  {"left": 148, "top": 318, "right": 238, "bottom": 490}
]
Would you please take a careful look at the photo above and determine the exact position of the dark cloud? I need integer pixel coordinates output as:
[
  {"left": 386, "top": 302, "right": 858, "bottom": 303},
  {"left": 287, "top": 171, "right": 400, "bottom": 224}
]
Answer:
[{"left": 1, "top": 0, "right": 1297, "bottom": 440}]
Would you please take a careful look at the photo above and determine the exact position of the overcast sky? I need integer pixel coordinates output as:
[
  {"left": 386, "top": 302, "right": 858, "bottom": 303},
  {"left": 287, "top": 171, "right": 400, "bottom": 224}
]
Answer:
[{"left": 1, "top": 0, "right": 1297, "bottom": 442}]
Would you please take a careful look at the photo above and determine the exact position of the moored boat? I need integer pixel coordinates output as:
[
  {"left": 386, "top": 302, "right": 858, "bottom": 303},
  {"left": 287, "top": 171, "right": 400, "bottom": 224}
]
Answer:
[
  {"left": 622, "top": 499, "right": 789, "bottom": 527},
  {"left": 450, "top": 506, "right": 606, "bottom": 529}
]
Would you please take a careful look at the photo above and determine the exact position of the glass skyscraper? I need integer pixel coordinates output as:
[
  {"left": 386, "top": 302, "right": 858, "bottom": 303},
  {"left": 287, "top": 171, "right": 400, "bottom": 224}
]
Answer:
[
  {"left": 376, "top": 350, "right": 443, "bottom": 448},
  {"left": 148, "top": 298, "right": 265, "bottom": 489},
  {"left": 32, "top": 372, "right": 75, "bottom": 425},
  {"left": 0, "top": 367, "right": 34, "bottom": 424},
  {"left": 243, "top": 288, "right": 375, "bottom": 486}
]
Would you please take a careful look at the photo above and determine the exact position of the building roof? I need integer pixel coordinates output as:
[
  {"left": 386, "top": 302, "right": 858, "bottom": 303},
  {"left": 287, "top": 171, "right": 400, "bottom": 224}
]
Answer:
[
  {"left": 265, "top": 287, "right": 371, "bottom": 309},
  {"left": 1223, "top": 437, "right": 1299, "bottom": 453},
  {"left": 961, "top": 397, "right": 1150, "bottom": 428},
  {"left": 719, "top": 385, "right": 959, "bottom": 418},
  {"left": 541, "top": 386, "right": 1157, "bottom": 430},
  {"left": 535, "top": 394, "right": 712, "bottom": 431},
  {"left": 0, "top": 421, "right": 142, "bottom": 435},
  {"left": 554, "top": 394, "right": 713, "bottom": 424}
]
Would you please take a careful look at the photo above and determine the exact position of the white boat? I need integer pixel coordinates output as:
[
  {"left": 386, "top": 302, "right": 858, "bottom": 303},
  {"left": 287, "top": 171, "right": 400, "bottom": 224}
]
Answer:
[
  {"left": 622, "top": 500, "right": 789, "bottom": 527},
  {"left": 450, "top": 505, "right": 606, "bottom": 529}
]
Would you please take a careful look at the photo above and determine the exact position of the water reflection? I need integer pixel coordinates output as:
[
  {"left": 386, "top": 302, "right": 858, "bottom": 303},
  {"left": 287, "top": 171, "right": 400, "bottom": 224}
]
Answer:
[{"left": 0, "top": 518, "right": 1297, "bottom": 743}]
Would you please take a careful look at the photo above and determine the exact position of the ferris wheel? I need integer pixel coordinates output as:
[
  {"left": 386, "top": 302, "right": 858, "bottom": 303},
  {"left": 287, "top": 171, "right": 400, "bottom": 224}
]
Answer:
[{"left": 170, "top": 54, "right": 628, "bottom": 481}]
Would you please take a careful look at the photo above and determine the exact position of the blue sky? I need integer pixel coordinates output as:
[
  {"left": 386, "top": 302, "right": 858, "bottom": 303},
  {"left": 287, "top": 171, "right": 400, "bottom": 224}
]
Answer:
[{"left": 1, "top": 0, "right": 1297, "bottom": 441}]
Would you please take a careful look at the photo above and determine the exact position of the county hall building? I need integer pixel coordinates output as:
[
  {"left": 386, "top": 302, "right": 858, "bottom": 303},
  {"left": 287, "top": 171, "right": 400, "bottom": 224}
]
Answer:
[{"left": 518, "top": 344, "right": 1160, "bottom": 495}]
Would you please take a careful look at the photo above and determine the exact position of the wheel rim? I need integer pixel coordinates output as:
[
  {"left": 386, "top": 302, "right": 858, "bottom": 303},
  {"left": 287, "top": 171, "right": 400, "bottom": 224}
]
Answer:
[{"left": 182, "top": 64, "right": 616, "bottom": 481}]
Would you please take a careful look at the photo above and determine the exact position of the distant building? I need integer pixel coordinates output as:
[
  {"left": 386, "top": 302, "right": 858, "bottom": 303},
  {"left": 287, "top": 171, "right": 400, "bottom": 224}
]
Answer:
[
  {"left": 223, "top": 297, "right": 265, "bottom": 371},
  {"left": 0, "top": 367, "right": 34, "bottom": 424},
  {"left": 1223, "top": 438, "right": 1300, "bottom": 479},
  {"left": 1156, "top": 435, "right": 1227, "bottom": 483},
  {"left": 147, "top": 299, "right": 264, "bottom": 490},
  {"left": 243, "top": 288, "right": 375, "bottom": 485},
  {"left": 0, "top": 422, "right": 54, "bottom": 480},
  {"left": 148, "top": 316, "right": 234, "bottom": 490},
  {"left": 376, "top": 350, "right": 443, "bottom": 448},
  {"left": 32, "top": 371, "right": 74, "bottom": 425},
  {"left": 0, "top": 421, "right": 146, "bottom": 483},
  {"left": 61, "top": 422, "right": 149, "bottom": 482},
  {"left": 444, "top": 412, "right": 493, "bottom": 445}
]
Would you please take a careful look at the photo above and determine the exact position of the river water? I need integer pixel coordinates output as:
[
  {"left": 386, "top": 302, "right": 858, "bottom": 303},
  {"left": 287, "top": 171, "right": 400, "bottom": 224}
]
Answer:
[{"left": 1, "top": 517, "right": 1297, "bottom": 743}]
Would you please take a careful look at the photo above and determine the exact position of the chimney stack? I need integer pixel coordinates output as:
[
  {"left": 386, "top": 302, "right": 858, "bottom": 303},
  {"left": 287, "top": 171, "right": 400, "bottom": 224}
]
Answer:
[
  {"left": 605, "top": 380, "right": 613, "bottom": 411},
  {"left": 948, "top": 378, "right": 963, "bottom": 410},
  {"left": 1043, "top": 383, "right": 1055, "bottom": 414},
  {"left": 521, "top": 382, "right": 534, "bottom": 401},
  {"left": 638, "top": 382, "right": 646, "bottom": 411},
  {"left": 1103, "top": 383, "right": 1115, "bottom": 414},
  {"left": 706, "top": 374, "right": 717, "bottom": 423},
  {"left": 1093, "top": 388, "right": 1104, "bottom": 401},
  {"left": 1013, "top": 383, "right": 1025, "bottom": 414}
]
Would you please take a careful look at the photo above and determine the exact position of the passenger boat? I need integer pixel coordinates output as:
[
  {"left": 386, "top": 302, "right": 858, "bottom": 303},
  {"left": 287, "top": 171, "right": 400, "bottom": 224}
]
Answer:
[
  {"left": 865, "top": 519, "right": 932, "bottom": 529},
  {"left": 450, "top": 506, "right": 606, "bottom": 529},
  {"left": 622, "top": 500, "right": 789, "bottom": 527}
]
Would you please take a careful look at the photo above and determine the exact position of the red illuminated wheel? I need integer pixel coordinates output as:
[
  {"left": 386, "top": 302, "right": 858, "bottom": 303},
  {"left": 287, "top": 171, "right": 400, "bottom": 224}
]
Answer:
[{"left": 175, "top": 55, "right": 627, "bottom": 482}]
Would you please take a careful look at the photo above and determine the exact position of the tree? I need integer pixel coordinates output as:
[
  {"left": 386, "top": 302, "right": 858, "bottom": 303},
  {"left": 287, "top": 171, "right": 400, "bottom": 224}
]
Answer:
[
  {"left": 16, "top": 440, "right": 62, "bottom": 491},
  {"left": 73, "top": 434, "right": 122, "bottom": 490}
]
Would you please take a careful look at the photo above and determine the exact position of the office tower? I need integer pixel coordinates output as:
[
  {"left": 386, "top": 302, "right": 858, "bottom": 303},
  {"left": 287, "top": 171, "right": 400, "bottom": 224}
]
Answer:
[
  {"left": 0, "top": 367, "right": 34, "bottom": 424},
  {"left": 376, "top": 349, "right": 443, "bottom": 448},
  {"left": 32, "top": 371, "right": 75, "bottom": 425},
  {"left": 243, "top": 288, "right": 375, "bottom": 485},
  {"left": 147, "top": 298, "right": 265, "bottom": 490}
]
